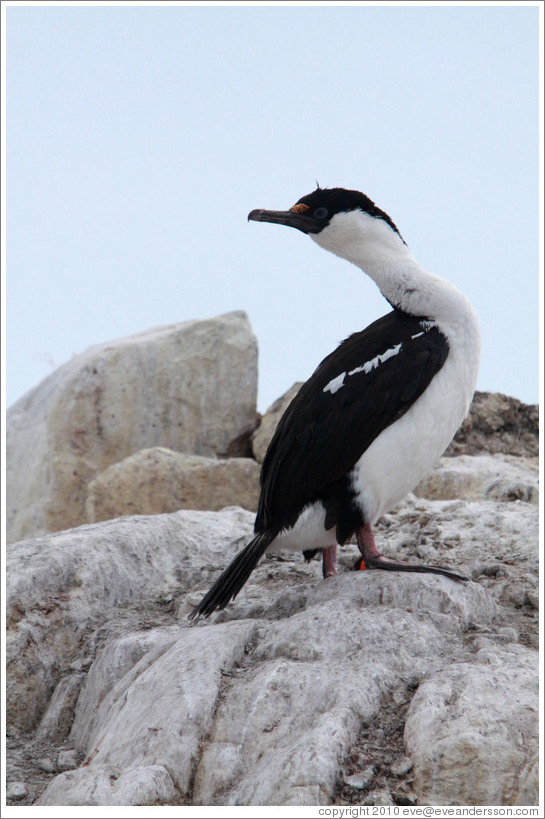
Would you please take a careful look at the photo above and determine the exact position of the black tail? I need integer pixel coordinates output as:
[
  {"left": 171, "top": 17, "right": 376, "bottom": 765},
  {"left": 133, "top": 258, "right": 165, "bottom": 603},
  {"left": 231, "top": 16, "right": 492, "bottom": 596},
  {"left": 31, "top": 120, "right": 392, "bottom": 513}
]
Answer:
[{"left": 188, "top": 530, "right": 276, "bottom": 619}]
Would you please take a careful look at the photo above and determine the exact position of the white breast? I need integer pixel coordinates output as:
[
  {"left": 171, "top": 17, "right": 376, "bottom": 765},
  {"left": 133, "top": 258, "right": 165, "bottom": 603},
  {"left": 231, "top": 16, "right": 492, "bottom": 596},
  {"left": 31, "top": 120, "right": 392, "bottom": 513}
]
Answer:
[{"left": 351, "top": 296, "right": 481, "bottom": 524}]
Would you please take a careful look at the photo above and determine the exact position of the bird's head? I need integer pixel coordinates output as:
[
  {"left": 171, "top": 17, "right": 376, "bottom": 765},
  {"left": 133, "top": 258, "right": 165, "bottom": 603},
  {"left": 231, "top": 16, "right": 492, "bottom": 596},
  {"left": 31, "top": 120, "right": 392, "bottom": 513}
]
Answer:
[{"left": 248, "top": 186, "right": 406, "bottom": 265}]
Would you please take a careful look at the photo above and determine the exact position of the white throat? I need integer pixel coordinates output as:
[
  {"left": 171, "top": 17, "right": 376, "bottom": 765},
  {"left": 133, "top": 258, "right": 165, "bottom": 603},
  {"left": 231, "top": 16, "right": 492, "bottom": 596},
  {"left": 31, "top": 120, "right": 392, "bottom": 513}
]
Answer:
[{"left": 311, "top": 210, "right": 477, "bottom": 336}]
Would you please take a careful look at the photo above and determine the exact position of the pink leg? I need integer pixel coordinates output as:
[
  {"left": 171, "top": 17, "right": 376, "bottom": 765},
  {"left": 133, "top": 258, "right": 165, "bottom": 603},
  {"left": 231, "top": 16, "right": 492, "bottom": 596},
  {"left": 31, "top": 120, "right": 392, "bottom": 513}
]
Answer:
[
  {"left": 355, "top": 523, "right": 469, "bottom": 581},
  {"left": 322, "top": 544, "right": 338, "bottom": 578}
]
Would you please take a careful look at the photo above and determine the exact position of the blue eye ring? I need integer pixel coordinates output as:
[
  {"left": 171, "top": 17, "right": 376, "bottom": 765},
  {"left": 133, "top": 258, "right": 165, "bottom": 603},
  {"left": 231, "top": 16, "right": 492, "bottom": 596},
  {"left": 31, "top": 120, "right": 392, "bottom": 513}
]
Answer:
[{"left": 313, "top": 207, "right": 329, "bottom": 220}]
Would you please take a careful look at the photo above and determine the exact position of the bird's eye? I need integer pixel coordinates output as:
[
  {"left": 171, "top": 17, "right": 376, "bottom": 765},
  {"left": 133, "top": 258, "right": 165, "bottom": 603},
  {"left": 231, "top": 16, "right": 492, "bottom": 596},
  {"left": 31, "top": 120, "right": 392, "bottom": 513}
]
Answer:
[{"left": 313, "top": 207, "right": 329, "bottom": 220}]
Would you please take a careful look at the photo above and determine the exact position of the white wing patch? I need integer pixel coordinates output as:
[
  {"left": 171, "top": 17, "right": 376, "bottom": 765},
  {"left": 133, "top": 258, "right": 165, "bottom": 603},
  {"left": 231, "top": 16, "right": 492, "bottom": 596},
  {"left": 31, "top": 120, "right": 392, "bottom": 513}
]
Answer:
[
  {"left": 323, "top": 372, "right": 347, "bottom": 394},
  {"left": 322, "top": 342, "right": 403, "bottom": 395},
  {"left": 348, "top": 343, "right": 402, "bottom": 377}
]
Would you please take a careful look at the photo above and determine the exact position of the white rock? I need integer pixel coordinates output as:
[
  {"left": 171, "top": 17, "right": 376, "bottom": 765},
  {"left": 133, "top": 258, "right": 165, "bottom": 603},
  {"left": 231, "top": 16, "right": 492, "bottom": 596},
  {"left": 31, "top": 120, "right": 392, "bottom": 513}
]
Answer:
[
  {"left": 109, "top": 764, "right": 179, "bottom": 806},
  {"left": 191, "top": 579, "right": 494, "bottom": 806},
  {"left": 57, "top": 750, "right": 78, "bottom": 771},
  {"left": 69, "top": 628, "right": 184, "bottom": 752},
  {"left": 376, "top": 493, "right": 538, "bottom": 609},
  {"left": 36, "top": 673, "right": 85, "bottom": 743},
  {"left": 34, "top": 568, "right": 497, "bottom": 806},
  {"left": 85, "top": 448, "right": 260, "bottom": 523},
  {"left": 6, "top": 506, "right": 254, "bottom": 733},
  {"left": 36, "top": 758, "right": 56, "bottom": 773},
  {"left": 39, "top": 621, "right": 257, "bottom": 804},
  {"left": 361, "top": 788, "right": 395, "bottom": 806},
  {"left": 344, "top": 768, "right": 375, "bottom": 789},
  {"left": 390, "top": 756, "right": 413, "bottom": 776},
  {"left": 404, "top": 644, "right": 539, "bottom": 805},
  {"left": 415, "top": 454, "right": 538, "bottom": 504},
  {"left": 37, "top": 769, "right": 113, "bottom": 806},
  {"left": 38, "top": 761, "right": 180, "bottom": 806},
  {"left": 7, "top": 311, "right": 258, "bottom": 542},
  {"left": 6, "top": 781, "right": 27, "bottom": 801}
]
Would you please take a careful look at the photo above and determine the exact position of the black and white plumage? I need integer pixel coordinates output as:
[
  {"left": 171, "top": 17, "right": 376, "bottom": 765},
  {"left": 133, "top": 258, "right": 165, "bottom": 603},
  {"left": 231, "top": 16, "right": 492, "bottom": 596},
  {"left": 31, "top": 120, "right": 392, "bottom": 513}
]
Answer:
[{"left": 189, "top": 186, "right": 481, "bottom": 619}]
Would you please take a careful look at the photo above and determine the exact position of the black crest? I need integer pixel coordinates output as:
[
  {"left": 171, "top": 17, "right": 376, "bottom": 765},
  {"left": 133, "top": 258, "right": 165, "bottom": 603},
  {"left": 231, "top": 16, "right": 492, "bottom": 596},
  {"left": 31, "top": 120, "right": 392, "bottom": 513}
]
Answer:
[{"left": 295, "top": 187, "right": 404, "bottom": 240}]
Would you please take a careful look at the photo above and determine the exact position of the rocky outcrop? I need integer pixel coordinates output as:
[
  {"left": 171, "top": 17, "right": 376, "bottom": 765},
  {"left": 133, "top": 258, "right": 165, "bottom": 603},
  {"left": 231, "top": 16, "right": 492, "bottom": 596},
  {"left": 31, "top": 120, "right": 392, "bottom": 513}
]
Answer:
[
  {"left": 6, "top": 312, "right": 258, "bottom": 543},
  {"left": 6, "top": 452, "right": 538, "bottom": 807},
  {"left": 445, "top": 391, "right": 538, "bottom": 457},
  {"left": 5, "top": 308, "right": 539, "bottom": 807},
  {"left": 5, "top": 507, "right": 258, "bottom": 735},
  {"left": 85, "top": 448, "right": 261, "bottom": 522}
]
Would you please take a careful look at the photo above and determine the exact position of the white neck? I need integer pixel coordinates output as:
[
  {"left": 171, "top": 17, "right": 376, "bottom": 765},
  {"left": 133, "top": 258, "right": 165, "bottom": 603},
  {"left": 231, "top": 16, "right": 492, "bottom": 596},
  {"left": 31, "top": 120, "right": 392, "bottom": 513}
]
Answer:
[{"left": 311, "top": 210, "right": 478, "bottom": 338}]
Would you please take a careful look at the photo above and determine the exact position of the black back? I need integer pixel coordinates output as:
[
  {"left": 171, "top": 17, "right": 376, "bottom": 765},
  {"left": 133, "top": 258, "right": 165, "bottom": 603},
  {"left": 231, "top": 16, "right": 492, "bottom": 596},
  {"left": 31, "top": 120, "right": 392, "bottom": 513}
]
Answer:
[{"left": 256, "top": 310, "right": 449, "bottom": 542}]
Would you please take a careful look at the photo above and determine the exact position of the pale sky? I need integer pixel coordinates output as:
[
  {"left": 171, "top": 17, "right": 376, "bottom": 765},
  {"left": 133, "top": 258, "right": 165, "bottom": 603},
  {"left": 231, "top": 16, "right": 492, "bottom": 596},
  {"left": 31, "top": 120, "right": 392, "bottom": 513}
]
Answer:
[{"left": 5, "top": 1, "right": 541, "bottom": 413}]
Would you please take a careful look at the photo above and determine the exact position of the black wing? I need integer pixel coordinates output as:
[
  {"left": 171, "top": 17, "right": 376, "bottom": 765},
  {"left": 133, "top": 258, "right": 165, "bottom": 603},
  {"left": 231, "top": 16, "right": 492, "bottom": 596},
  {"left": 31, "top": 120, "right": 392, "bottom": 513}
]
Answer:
[{"left": 256, "top": 309, "right": 449, "bottom": 534}]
